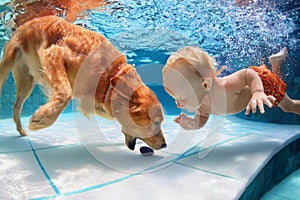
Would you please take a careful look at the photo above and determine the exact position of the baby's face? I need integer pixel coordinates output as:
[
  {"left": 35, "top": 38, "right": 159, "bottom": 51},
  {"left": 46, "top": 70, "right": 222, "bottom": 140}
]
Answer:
[{"left": 163, "top": 67, "right": 204, "bottom": 112}]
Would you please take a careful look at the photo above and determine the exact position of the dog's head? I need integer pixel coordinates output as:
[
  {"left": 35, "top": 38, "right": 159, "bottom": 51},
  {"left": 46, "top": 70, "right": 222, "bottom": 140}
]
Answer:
[{"left": 110, "top": 66, "right": 167, "bottom": 150}]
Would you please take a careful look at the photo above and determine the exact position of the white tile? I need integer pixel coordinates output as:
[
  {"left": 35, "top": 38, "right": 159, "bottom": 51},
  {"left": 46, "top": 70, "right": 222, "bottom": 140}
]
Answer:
[
  {"left": 28, "top": 124, "right": 81, "bottom": 150},
  {"left": 32, "top": 145, "right": 151, "bottom": 193},
  {"left": 58, "top": 163, "right": 246, "bottom": 200},
  {"left": 177, "top": 134, "right": 282, "bottom": 181},
  {"left": 0, "top": 117, "right": 33, "bottom": 153},
  {"left": 255, "top": 125, "right": 300, "bottom": 142},
  {"left": 162, "top": 115, "right": 229, "bottom": 156},
  {"left": 27, "top": 113, "right": 82, "bottom": 150},
  {"left": 0, "top": 152, "right": 55, "bottom": 199},
  {"left": 1, "top": 113, "right": 300, "bottom": 200},
  {"left": 0, "top": 133, "right": 31, "bottom": 153}
]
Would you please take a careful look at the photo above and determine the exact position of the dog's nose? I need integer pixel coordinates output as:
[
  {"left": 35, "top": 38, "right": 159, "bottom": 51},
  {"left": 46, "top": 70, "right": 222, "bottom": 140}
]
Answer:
[{"left": 161, "top": 143, "right": 167, "bottom": 148}]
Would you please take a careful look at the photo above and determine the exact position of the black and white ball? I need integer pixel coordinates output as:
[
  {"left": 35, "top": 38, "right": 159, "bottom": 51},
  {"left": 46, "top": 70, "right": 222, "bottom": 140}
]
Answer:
[{"left": 140, "top": 146, "right": 154, "bottom": 156}]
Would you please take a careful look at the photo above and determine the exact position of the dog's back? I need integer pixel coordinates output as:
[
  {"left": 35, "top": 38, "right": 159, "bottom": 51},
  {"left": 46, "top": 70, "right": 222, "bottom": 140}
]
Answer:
[{"left": 1, "top": 16, "right": 110, "bottom": 87}]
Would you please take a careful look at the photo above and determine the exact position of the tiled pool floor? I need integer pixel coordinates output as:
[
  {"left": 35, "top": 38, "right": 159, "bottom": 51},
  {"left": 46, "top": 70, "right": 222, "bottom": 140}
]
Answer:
[{"left": 0, "top": 112, "right": 299, "bottom": 199}]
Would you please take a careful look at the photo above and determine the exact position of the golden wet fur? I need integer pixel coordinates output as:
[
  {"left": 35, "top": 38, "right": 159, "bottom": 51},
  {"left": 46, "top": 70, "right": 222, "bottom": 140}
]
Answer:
[{"left": 0, "top": 16, "right": 166, "bottom": 150}]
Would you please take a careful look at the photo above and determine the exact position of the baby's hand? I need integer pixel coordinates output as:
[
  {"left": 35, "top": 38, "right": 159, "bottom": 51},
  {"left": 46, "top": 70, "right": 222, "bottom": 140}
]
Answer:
[
  {"left": 174, "top": 113, "right": 198, "bottom": 130},
  {"left": 245, "top": 91, "right": 276, "bottom": 115}
]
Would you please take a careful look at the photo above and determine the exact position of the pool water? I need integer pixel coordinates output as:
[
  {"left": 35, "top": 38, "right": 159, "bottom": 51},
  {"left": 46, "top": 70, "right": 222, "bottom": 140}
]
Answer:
[
  {"left": 1, "top": 0, "right": 299, "bottom": 123},
  {"left": 0, "top": 0, "right": 300, "bottom": 199}
]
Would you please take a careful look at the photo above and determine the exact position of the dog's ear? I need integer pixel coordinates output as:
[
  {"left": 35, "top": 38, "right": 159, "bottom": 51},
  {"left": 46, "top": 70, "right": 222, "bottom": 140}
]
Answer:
[
  {"left": 149, "top": 104, "right": 164, "bottom": 122},
  {"left": 110, "top": 76, "right": 133, "bottom": 100},
  {"left": 110, "top": 68, "right": 142, "bottom": 100}
]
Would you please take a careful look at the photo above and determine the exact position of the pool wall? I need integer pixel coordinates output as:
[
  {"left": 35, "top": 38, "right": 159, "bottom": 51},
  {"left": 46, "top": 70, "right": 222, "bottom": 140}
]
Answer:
[{"left": 239, "top": 136, "right": 300, "bottom": 200}]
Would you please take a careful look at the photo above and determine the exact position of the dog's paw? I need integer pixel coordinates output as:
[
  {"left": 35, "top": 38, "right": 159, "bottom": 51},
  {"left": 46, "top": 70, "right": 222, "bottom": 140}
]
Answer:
[
  {"left": 28, "top": 110, "right": 57, "bottom": 130},
  {"left": 17, "top": 127, "right": 28, "bottom": 136},
  {"left": 28, "top": 115, "right": 48, "bottom": 130}
]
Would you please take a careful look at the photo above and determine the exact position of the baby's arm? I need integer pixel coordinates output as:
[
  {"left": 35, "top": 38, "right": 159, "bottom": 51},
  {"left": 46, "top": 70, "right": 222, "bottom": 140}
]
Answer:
[
  {"left": 244, "top": 69, "right": 276, "bottom": 114},
  {"left": 174, "top": 112, "right": 209, "bottom": 130},
  {"left": 227, "top": 69, "right": 275, "bottom": 114}
]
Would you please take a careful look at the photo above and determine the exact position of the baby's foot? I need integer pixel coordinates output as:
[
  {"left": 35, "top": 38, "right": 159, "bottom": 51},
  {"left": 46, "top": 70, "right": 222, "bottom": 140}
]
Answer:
[{"left": 269, "top": 47, "right": 288, "bottom": 68}]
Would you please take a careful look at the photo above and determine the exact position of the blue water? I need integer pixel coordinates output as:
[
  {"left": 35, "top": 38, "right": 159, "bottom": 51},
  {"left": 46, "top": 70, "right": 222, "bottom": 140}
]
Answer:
[
  {"left": 0, "top": 0, "right": 299, "bottom": 123},
  {"left": 86, "top": 0, "right": 300, "bottom": 124}
]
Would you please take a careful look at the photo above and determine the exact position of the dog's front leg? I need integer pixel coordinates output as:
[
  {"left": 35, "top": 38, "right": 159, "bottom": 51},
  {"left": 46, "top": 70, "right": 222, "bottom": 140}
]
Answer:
[{"left": 28, "top": 47, "right": 72, "bottom": 130}]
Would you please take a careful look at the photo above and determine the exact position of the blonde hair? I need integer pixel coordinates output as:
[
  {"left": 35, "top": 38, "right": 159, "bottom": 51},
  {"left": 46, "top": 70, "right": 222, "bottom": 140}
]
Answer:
[{"left": 164, "top": 46, "right": 221, "bottom": 78}]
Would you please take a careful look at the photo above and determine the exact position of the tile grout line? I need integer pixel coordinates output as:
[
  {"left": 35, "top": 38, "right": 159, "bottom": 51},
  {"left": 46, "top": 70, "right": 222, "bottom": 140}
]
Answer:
[
  {"left": 30, "top": 168, "right": 149, "bottom": 199},
  {"left": 0, "top": 144, "right": 74, "bottom": 155},
  {"left": 26, "top": 137, "right": 61, "bottom": 196},
  {"left": 31, "top": 132, "right": 255, "bottom": 199},
  {"left": 30, "top": 126, "right": 283, "bottom": 199},
  {"left": 175, "top": 162, "right": 243, "bottom": 181},
  {"left": 177, "top": 132, "right": 255, "bottom": 159},
  {"left": 32, "top": 132, "right": 256, "bottom": 199},
  {"left": 31, "top": 151, "right": 187, "bottom": 199}
]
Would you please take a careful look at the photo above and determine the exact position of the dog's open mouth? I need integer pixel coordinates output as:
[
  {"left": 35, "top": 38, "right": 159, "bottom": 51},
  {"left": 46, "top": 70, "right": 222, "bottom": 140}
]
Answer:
[
  {"left": 126, "top": 137, "right": 167, "bottom": 152},
  {"left": 123, "top": 130, "right": 167, "bottom": 152},
  {"left": 127, "top": 137, "right": 154, "bottom": 156}
]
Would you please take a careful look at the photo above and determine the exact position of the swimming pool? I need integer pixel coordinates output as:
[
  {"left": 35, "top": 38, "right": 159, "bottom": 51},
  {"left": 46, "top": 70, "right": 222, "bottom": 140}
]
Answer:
[{"left": 0, "top": 0, "right": 299, "bottom": 199}]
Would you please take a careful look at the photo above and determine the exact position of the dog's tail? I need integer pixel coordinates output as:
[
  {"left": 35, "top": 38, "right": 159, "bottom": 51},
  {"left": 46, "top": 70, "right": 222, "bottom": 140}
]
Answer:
[{"left": 0, "top": 38, "right": 18, "bottom": 95}]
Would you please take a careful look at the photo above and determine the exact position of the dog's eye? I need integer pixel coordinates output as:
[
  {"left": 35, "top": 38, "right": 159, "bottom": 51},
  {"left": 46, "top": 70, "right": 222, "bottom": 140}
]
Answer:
[
  {"left": 151, "top": 121, "right": 161, "bottom": 132},
  {"left": 153, "top": 121, "right": 161, "bottom": 126}
]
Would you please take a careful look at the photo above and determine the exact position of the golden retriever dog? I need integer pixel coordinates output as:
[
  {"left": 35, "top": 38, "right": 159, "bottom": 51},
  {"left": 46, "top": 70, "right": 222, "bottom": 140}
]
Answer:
[{"left": 0, "top": 15, "right": 167, "bottom": 151}]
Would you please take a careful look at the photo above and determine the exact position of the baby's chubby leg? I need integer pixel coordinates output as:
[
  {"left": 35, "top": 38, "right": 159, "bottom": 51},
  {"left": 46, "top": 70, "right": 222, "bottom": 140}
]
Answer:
[
  {"left": 269, "top": 47, "right": 288, "bottom": 77},
  {"left": 279, "top": 94, "right": 300, "bottom": 115}
]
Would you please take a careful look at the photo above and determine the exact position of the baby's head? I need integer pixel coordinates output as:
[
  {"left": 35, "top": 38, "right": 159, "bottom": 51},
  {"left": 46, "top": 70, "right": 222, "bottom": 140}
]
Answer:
[
  {"left": 165, "top": 46, "right": 217, "bottom": 77},
  {"left": 162, "top": 46, "right": 217, "bottom": 111}
]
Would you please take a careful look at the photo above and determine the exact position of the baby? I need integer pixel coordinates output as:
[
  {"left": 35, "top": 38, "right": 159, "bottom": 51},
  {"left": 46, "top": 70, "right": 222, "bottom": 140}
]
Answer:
[{"left": 162, "top": 46, "right": 300, "bottom": 130}]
